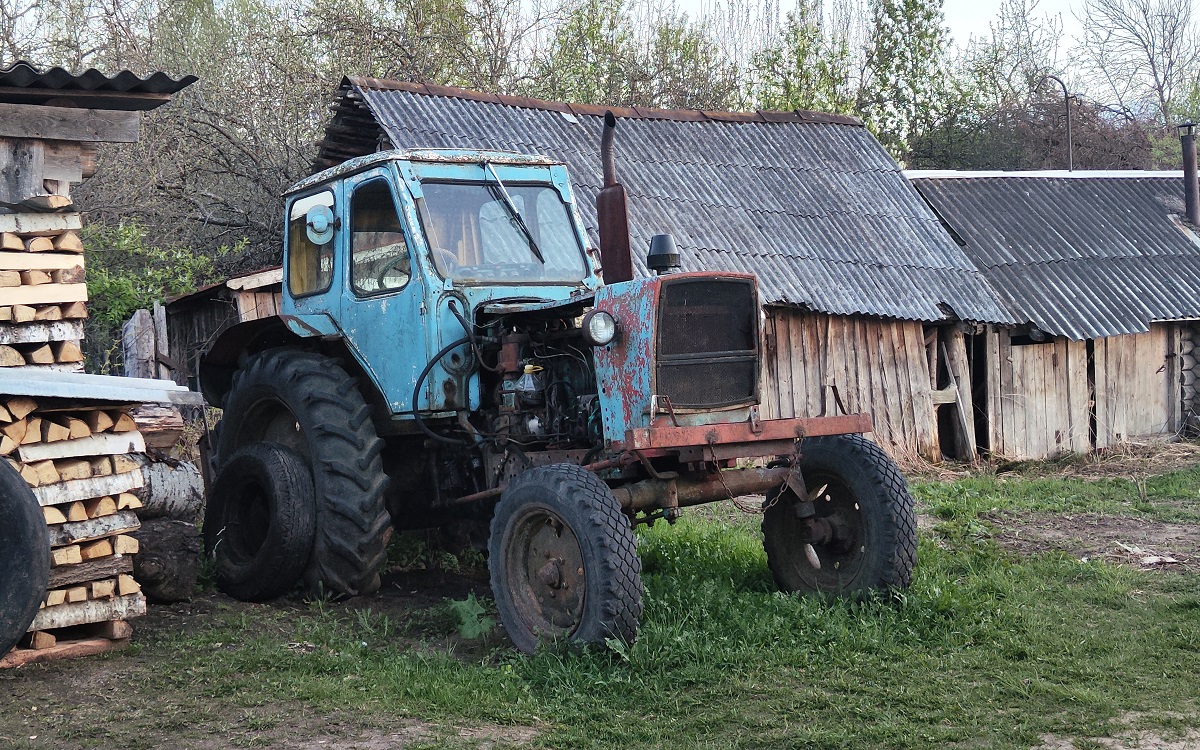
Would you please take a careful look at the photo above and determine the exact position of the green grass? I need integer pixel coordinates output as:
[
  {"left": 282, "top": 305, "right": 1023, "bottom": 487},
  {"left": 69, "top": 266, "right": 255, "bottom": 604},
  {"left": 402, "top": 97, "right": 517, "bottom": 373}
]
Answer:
[{"left": 3, "top": 466, "right": 1199, "bottom": 749}]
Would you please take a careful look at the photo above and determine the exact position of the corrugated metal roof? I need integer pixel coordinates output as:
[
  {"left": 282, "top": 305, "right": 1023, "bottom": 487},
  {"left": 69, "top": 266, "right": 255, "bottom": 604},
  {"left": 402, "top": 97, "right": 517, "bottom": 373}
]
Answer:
[
  {"left": 0, "top": 60, "right": 197, "bottom": 111},
  {"left": 910, "top": 172, "right": 1200, "bottom": 340},
  {"left": 313, "top": 78, "right": 1012, "bottom": 324}
]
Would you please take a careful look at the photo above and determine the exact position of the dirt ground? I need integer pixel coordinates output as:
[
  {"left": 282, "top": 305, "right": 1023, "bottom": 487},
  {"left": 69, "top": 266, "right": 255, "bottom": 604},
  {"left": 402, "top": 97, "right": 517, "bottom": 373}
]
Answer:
[{"left": 2, "top": 447, "right": 1198, "bottom": 749}]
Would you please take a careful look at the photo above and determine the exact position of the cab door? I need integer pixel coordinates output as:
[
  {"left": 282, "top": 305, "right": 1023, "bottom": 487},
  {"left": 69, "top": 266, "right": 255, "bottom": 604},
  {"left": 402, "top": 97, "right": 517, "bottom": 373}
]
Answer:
[{"left": 336, "top": 169, "right": 430, "bottom": 414}]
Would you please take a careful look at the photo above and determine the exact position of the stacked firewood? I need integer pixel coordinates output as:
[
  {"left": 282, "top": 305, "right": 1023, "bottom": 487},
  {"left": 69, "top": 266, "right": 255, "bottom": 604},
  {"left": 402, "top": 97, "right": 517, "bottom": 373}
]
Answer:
[
  {"left": 0, "top": 394, "right": 149, "bottom": 666},
  {"left": 0, "top": 213, "right": 87, "bottom": 371}
]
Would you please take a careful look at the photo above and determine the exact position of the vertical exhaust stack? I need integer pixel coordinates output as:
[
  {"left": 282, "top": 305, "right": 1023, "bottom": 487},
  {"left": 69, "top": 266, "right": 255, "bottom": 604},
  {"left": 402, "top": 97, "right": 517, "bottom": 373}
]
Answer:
[
  {"left": 1181, "top": 122, "right": 1199, "bottom": 226},
  {"left": 597, "top": 111, "right": 635, "bottom": 284}
]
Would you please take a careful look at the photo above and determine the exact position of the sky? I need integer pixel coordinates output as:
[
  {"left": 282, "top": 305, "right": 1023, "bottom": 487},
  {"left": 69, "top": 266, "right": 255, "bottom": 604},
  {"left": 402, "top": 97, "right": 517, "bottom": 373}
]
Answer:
[{"left": 941, "top": 0, "right": 1083, "bottom": 48}]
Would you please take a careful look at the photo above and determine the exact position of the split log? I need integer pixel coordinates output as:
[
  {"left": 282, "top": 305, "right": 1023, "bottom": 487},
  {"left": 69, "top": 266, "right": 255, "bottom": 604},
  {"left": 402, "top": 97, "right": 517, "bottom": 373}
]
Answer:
[
  {"left": 1, "top": 418, "right": 27, "bottom": 443},
  {"left": 133, "top": 456, "right": 204, "bottom": 524},
  {"left": 0, "top": 403, "right": 9, "bottom": 421},
  {"left": 133, "top": 517, "right": 200, "bottom": 603},
  {"left": 34, "top": 304, "right": 63, "bottom": 321},
  {"left": 65, "top": 586, "right": 87, "bottom": 603},
  {"left": 41, "top": 418, "right": 70, "bottom": 442},
  {"left": 28, "top": 631, "right": 56, "bottom": 650},
  {"left": 88, "top": 457, "right": 112, "bottom": 477},
  {"left": 51, "top": 340, "right": 83, "bottom": 363},
  {"left": 53, "top": 231, "right": 83, "bottom": 252},
  {"left": 19, "top": 269, "right": 52, "bottom": 285},
  {"left": 65, "top": 501, "right": 87, "bottom": 521},
  {"left": 111, "top": 412, "right": 136, "bottom": 433},
  {"left": 0, "top": 269, "right": 19, "bottom": 286},
  {"left": 11, "top": 304, "right": 35, "bottom": 323},
  {"left": 48, "top": 555, "right": 132, "bottom": 588},
  {"left": 0, "top": 232, "right": 20, "bottom": 250},
  {"left": 0, "top": 307, "right": 8, "bottom": 321},
  {"left": 51, "top": 267, "right": 85, "bottom": 284},
  {"left": 20, "top": 417, "right": 41, "bottom": 444},
  {"left": 54, "top": 458, "right": 92, "bottom": 482},
  {"left": 117, "top": 575, "right": 140, "bottom": 596},
  {"left": 0, "top": 345, "right": 23, "bottom": 367},
  {"left": 129, "top": 403, "right": 185, "bottom": 449},
  {"left": 23, "top": 343, "right": 54, "bottom": 364},
  {"left": 28, "top": 459, "right": 57, "bottom": 486},
  {"left": 51, "top": 546, "right": 82, "bottom": 566},
  {"left": 83, "top": 410, "right": 114, "bottom": 433},
  {"left": 7, "top": 396, "right": 36, "bottom": 420},
  {"left": 91, "top": 580, "right": 116, "bottom": 599},
  {"left": 82, "top": 495, "right": 116, "bottom": 517},
  {"left": 0, "top": 435, "right": 14, "bottom": 455},
  {"left": 42, "top": 505, "right": 67, "bottom": 524},
  {"left": 26, "top": 593, "right": 146, "bottom": 632},
  {"left": 79, "top": 538, "right": 113, "bottom": 560},
  {"left": 44, "top": 590, "right": 66, "bottom": 607},
  {"left": 59, "top": 301, "right": 86, "bottom": 319},
  {"left": 23, "top": 236, "right": 54, "bottom": 253}
]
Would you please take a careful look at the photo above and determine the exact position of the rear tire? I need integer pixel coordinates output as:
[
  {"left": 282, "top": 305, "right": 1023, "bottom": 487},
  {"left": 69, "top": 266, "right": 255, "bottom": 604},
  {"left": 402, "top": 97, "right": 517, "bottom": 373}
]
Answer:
[
  {"left": 763, "top": 434, "right": 916, "bottom": 597},
  {"left": 215, "top": 349, "right": 391, "bottom": 597},
  {"left": 204, "top": 442, "right": 316, "bottom": 601},
  {"left": 489, "top": 464, "right": 642, "bottom": 653},
  {"left": 0, "top": 459, "right": 49, "bottom": 655}
]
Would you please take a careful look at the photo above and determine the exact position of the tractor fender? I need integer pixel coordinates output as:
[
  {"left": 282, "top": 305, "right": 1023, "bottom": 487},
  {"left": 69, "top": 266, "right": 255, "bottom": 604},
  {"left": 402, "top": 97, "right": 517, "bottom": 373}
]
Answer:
[{"left": 199, "top": 316, "right": 305, "bottom": 407}]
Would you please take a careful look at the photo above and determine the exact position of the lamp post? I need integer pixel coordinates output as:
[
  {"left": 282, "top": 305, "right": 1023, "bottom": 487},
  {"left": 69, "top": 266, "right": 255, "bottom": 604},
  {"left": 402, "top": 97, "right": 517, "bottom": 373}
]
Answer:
[
  {"left": 1038, "top": 75, "right": 1073, "bottom": 171},
  {"left": 1180, "top": 121, "right": 1199, "bottom": 225}
]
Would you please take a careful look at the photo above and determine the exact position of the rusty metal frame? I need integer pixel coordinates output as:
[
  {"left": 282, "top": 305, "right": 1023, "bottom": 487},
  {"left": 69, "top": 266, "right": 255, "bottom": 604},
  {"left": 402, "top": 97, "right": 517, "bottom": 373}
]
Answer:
[{"left": 618, "top": 413, "right": 873, "bottom": 452}]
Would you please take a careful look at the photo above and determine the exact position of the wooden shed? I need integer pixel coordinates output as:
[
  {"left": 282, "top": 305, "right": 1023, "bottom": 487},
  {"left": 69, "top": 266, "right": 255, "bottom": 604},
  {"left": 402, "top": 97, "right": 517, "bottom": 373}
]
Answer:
[
  {"left": 162, "top": 266, "right": 281, "bottom": 386},
  {"left": 911, "top": 171, "right": 1200, "bottom": 459}
]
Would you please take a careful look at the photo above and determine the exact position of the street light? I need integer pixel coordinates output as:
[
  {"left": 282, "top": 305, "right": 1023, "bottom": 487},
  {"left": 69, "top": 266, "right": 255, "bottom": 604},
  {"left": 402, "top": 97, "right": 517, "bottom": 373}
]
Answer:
[{"left": 1038, "top": 74, "right": 1073, "bottom": 171}]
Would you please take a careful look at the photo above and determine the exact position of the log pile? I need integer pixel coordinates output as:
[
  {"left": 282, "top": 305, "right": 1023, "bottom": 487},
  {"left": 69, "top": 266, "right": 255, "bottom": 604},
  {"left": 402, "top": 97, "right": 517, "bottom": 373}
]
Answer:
[
  {"left": 0, "top": 394, "right": 148, "bottom": 667},
  {"left": 0, "top": 213, "right": 88, "bottom": 372}
]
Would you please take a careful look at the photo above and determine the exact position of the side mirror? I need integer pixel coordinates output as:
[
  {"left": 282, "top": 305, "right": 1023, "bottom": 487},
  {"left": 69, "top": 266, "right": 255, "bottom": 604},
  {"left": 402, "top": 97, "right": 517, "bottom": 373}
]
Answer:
[{"left": 306, "top": 204, "right": 338, "bottom": 245}]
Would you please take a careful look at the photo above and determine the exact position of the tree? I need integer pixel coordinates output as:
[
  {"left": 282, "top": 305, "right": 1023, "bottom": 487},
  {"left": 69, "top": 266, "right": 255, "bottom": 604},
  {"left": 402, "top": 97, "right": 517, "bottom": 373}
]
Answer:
[
  {"left": 858, "top": 0, "right": 954, "bottom": 156},
  {"left": 751, "top": 1, "right": 856, "bottom": 114},
  {"left": 1079, "top": 0, "right": 1200, "bottom": 124}
]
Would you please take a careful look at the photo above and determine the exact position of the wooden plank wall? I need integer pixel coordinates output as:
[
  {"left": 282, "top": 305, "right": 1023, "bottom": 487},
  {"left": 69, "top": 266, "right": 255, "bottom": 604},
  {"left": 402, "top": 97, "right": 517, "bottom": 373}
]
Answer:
[
  {"left": 1094, "top": 325, "right": 1174, "bottom": 444},
  {"left": 988, "top": 331, "right": 1088, "bottom": 459},
  {"left": 989, "top": 324, "right": 1179, "bottom": 459},
  {"left": 761, "top": 310, "right": 938, "bottom": 460}
]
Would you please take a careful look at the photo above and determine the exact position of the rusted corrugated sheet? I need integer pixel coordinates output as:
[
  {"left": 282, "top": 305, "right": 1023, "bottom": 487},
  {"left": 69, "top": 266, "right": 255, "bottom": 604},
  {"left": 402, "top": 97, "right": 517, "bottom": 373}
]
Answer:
[
  {"left": 0, "top": 60, "right": 197, "bottom": 110},
  {"left": 315, "top": 78, "right": 1013, "bottom": 324},
  {"left": 911, "top": 173, "right": 1200, "bottom": 340}
]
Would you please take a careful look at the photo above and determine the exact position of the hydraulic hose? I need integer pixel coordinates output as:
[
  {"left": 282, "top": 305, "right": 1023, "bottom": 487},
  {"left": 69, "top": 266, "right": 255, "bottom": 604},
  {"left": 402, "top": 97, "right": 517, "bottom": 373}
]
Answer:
[{"left": 412, "top": 335, "right": 473, "bottom": 446}]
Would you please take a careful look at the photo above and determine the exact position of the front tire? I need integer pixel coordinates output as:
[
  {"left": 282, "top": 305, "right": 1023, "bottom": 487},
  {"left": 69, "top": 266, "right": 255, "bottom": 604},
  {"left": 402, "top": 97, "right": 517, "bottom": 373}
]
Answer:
[
  {"left": 215, "top": 349, "right": 391, "bottom": 597},
  {"left": 0, "top": 459, "right": 49, "bottom": 655},
  {"left": 763, "top": 434, "right": 917, "bottom": 597},
  {"left": 489, "top": 464, "right": 642, "bottom": 653}
]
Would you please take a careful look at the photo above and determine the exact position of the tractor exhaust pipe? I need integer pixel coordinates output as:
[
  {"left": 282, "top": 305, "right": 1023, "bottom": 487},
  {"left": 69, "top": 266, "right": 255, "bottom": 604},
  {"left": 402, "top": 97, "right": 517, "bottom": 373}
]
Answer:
[
  {"left": 596, "top": 111, "right": 635, "bottom": 284},
  {"left": 1181, "top": 121, "right": 1199, "bottom": 226},
  {"left": 611, "top": 466, "right": 793, "bottom": 512}
]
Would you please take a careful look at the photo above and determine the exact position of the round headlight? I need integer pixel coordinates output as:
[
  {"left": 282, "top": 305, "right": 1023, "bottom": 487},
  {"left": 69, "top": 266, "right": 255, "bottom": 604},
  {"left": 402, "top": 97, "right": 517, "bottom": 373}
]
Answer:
[{"left": 582, "top": 310, "right": 618, "bottom": 346}]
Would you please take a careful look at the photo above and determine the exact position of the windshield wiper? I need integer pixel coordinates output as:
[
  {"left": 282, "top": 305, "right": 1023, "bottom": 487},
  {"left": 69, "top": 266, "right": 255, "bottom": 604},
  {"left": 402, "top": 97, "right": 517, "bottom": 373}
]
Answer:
[{"left": 482, "top": 160, "right": 545, "bottom": 264}]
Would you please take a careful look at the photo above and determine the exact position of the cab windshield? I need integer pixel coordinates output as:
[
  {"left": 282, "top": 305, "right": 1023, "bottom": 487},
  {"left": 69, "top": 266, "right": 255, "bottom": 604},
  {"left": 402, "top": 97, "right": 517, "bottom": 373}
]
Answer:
[{"left": 418, "top": 181, "right": 587, "bottom": 284}]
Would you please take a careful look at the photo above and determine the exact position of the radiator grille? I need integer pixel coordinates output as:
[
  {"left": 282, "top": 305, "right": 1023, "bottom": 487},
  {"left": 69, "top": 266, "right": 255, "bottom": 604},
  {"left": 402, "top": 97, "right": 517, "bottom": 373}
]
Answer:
[{"left": 656, "top": 278, "right": 758, "bottom": 409}]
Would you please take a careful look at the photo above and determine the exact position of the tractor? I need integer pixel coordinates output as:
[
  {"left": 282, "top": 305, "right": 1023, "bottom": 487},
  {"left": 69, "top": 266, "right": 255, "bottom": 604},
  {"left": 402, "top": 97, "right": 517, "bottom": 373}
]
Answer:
[{"left": 199, "top": 113, "right": 917, "bottom": 652}]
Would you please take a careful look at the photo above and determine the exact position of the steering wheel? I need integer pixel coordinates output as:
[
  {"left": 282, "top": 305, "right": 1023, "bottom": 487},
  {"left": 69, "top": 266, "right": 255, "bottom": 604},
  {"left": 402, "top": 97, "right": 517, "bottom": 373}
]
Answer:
[
  {"left": 375, "top": 255, "right": 411, "bottom": 289},
  {"left": 432, "top": 248, "right": 459, "bottom": 277}
]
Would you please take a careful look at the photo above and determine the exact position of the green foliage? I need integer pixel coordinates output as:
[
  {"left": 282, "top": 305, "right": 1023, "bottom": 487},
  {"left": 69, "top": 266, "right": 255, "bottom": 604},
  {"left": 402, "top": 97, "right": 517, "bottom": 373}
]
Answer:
[
  {"left": 84, "top": 221, "right": 227, "bottom": 328},
  {"left": 750, "top": 5, "right": 856, "bottom": 114},
  {"left": 445, "top": 593, "right": 496, "bottom": 639}
]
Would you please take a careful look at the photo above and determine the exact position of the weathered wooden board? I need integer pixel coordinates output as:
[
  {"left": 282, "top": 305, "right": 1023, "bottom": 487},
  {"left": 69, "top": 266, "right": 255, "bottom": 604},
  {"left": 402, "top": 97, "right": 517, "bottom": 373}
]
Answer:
[
  {"left": 0, "top": 636, "right": 130, "bottom": 669},
  {"left": 32, "top": 469, "right": 144, "bottom": 506},
  {"left": 0, "top": 138, "right": 43, "bottom": 208},
  {"left": 0, "top": 102, "right": 140, "bottom": 143},
  {"left": 47, "top": 554, "right": 133, "bottom": 588},
  {"left": 0, "top": 282, "right": 87, "bottom": 306},
  {"left": 0, "top": 212, "right": 81, "bottom": 235},
  {"left": 46, "top": 511, "right": 141, "bottom": 547},
  {"left": 27, "top": 593, "right": 147, "bottom": 632},
  {"left": 0, "top": 320, "right": 84, "bottom": 346},
  {"left": 0, "top": 251, "right": 85, "bottom": 271},
  {"left": 17, "top": 430, "right": 146, "bottom": 462}
]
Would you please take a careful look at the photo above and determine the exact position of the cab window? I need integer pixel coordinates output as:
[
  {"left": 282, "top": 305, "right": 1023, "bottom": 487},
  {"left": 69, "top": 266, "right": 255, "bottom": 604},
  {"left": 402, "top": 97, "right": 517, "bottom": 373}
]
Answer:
[
  {"left": 350, "top": 180, "right": 412, "bottom": 295},
  {"left": 287, "top": 190, "right": 335, "bottom": 297}
]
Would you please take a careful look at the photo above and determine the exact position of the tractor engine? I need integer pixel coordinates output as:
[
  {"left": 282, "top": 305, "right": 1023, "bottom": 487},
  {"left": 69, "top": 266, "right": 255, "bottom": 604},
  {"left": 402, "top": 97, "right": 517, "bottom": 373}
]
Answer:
[{"left": 480, "top": 317, "right": 601, "bottom": 452}]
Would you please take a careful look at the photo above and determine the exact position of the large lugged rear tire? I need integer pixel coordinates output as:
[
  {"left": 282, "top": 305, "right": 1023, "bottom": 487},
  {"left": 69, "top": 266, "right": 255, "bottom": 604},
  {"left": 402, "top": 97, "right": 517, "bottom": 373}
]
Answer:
[
  {"left": 0, "top": 459, "right": 50, "bottom": 655},
  {"left": 763, "top": 434, "right": 917, "bottom": 597},
  {"left": 204, "top": 442, "right": 317, "bottom": 601},
  {"left": 489, "top": 464, "right": 642, "bottom": 654},
  {"left": 215, "top": 349, "right": 391, "bottom": 597}
]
